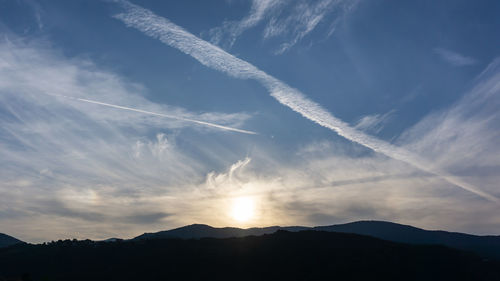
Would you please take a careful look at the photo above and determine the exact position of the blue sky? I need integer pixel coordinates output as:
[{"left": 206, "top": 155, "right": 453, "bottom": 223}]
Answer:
[{"left": 1, "top": 0, "right": 500, "bottom": 242}]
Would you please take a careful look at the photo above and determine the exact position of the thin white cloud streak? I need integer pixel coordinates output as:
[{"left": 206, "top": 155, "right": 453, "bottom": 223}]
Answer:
[
  {"left": 434, "top": 48, "right": 477, "bottom": 66},
  {"left": 268, "top": 0, "right": 340, "bottom": 54},
  {"left": 0, "top": 37, "right": 252, "bottom": 132},
  {"left": 209, "top": 0, "right": 283, "bottom": 48},
  {"left": 113, "top": 0, "right": 498, "bottom": 203},
  {"left": 238, "top": 0, "right": 282, "bottom": 32},
  {"left": 209, "top": 0, "right": 359, "bottom": 53},
  {"left": 354, "top": 110, "right": 394, "bottom": 134},
  {"left": 398, "top": 58, "right": 500, "bottom": 194},
  {"left": 263, "top": 0, "right": 360, "bottom": 54},
  {"left": 53, "top": 94, "right": 257, "bottom": 135},
  {"left": 25, "top": 0, "right": 44, "bottom": 30}
]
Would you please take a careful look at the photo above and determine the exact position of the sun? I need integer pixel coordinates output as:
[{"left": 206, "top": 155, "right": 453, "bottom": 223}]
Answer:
[{"left": 230, "top": 197, "right": 255, "bottom": 223}]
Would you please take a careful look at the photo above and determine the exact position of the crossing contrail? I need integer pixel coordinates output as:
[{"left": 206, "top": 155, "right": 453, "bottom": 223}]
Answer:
[
  {"left": 110, "top": 0, "right": 498, "bottom": 203},
  {"left": 54, "top": 94, "right": 257, "bottom": 135}
]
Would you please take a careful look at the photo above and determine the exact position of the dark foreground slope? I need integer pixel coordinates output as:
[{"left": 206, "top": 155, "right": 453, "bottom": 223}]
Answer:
[
  {"left": 1, "top": 231, "right": 499, "bottom": 281},
  {"left": 0, "top": 233, "right": 23, "bottom": 248}
]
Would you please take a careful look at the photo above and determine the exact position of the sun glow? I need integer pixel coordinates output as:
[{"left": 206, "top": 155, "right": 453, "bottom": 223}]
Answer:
[{"left": 230, "top": 197, "right": 255, "bottom": 223}]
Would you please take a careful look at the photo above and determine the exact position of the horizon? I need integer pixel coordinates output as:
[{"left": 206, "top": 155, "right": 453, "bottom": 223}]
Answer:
[
  {"left": 3, "top": 219, "right": 499, "bottom": 244},
  {"left": 1, "top": 0, "right": 500, "bottom": 243}
]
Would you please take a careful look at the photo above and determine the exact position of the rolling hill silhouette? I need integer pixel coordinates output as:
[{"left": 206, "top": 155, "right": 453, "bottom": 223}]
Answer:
[
  {"left": 134, "top": 221, "right": 500, "bottom": 260},
  {"left": 0, "top": 233, "right": 23, "bottom": 248},
  {"left": 134, "top": 224, "right": 308, "bottom": 240},
  {"left": 315, "top": 221, "right": 500, "bottom": 260},
  {"left": 1, "top": 230, "right": 499, "bottom": 281}
]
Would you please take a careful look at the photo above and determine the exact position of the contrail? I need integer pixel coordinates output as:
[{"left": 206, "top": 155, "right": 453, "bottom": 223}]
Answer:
[
  {"left": 111, "top": 0, "right": 498, "bottom": 203},
  {"left": 54, "top": 94, "right": 257, "bottom": 135}
]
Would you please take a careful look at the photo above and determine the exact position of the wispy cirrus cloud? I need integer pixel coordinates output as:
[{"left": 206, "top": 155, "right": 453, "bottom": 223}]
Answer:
[
  {"left": 112, "top": 0, "right": 498, "bottom": 203},
  {"left": 209, "top": 0, "right": 284, "bottom": 48},
  {"left": 207, "top": 0, "right": 360, "bottom": 54},
  {"left": 0, "top": 37, "right": 255, "bottom": 241},
  {"left": 354, "top": 110, "right": 394, "bottom": 134},
  {"left": 434, "top": 47, "right": 477, "bottom": 66},
  {"left": 25, "top": 0, "right": 45, "bottom": 30},
  {"left": 264, "top": 0, "right": 360, "bottom": 54},
  {"left": 398, "top": 58, "right": 500, "bottom": 198}
]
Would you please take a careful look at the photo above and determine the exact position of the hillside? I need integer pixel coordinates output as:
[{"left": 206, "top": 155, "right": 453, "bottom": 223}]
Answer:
[
  {"left": 0, "top": 233, "right": 23, "bottom": 248},
  {"left": 133, "top": 221, "right": 500, "bottom": 260},
  {"left": 1, "top": 230, "right": 499, "bottom": 281},
  {"left": 134, "top": 224, "right": 308, "bottom": 240}
]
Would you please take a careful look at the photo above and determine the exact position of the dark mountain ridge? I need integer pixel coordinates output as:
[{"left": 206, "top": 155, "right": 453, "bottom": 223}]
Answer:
[
  {"left": 134, "top": 223, "right": 308, "bottom": 240},
  {"left": 0, "top": 233, "right": 23, "bottom": 248},
  {"left": 1, "top": 230, "right": 499, "bottom": 281},
  {"left": 315, "top": 221, "right": 500, "bottom": 260},
  {"left": 134, "top": 221, "right": 500, "bottom": 260}
]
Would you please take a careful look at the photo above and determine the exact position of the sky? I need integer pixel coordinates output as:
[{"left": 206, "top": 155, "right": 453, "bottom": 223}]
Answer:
[{"left": 0, "top": 0, "right": 499, "bottom": 243}]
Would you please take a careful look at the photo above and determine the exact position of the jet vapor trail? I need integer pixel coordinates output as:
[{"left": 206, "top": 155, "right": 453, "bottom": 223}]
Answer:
[
  {"left": 111, "top": 0, "right": 498, "bottom": 202},
  {"left": 54, "top": 94, "right": 257, "bottom": 135}
]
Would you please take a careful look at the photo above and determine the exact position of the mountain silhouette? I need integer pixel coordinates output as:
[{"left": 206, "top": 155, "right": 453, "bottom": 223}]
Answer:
[
  {"left": 314, "top": 220, "right": 500, "bottom": 260},
  {"left": 1, "top": 230, "right": 499, "bottom": 281},
  {"left": 134, "top": 221, "right": 500, "bottom": 260},
  {"left": 134, "top": 224, "right": 308, "bottom": 240},
  {"left": 0, "top": 233, "right": 23, "bottom": 248}
]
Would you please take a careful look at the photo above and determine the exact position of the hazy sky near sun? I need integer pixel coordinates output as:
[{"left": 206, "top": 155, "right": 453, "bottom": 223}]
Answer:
[{"left": 1, "top": 0, "right": 500, "bottom": 243}]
